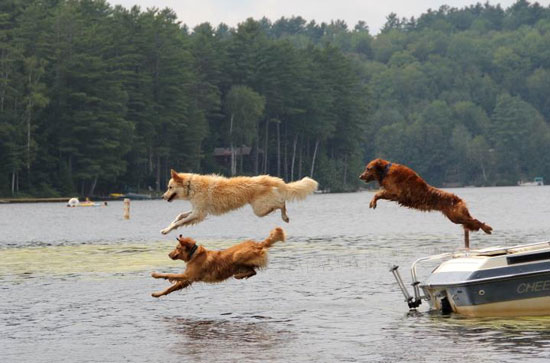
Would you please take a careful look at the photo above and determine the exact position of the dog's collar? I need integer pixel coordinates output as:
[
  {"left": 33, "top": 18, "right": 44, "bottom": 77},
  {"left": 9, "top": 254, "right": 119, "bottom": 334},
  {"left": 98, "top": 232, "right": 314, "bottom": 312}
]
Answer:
[
  {"left": 188, "top": 244, "right": 198, "bottom": 260},
  {"left": 380, "top": 163, "right": 392, "bottom": 182}
]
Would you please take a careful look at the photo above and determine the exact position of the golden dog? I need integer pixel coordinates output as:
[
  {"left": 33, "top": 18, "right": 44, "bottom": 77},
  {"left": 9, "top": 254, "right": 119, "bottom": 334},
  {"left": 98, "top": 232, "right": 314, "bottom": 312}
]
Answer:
[
  {"left": 161, "top": 170, "right": 318, "bottom": 234},
  {"left": 151, "top": 227, "right": 286, "bottom": 297},
  {"left": 360, "top": 158, "right": 492, "bottom": 234}
]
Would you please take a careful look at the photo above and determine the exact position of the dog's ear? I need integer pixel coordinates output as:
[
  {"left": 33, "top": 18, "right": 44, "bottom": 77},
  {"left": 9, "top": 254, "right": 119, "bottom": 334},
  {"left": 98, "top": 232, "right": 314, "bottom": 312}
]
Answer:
[
  {"left": 176, "top": 234, "right": 187, "bottom": 245},
  {"left": 170, "top": 169, "right": 181, "bottom": 181},
  {"left": 177, "top": 236, "right": 195, "bottom": 248},
  {"left": 373, "top": 158, "right": 387, "bottom": 172}
]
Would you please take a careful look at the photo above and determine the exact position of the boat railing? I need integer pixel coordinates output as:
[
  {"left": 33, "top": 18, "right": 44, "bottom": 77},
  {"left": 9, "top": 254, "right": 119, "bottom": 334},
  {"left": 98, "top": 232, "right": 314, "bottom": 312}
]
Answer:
[
  {"left": 410, "top": 252, "right": 456, "bottom": 302},
  {"left": 390, "top": 252, "right": 456, "bottom": 310}
]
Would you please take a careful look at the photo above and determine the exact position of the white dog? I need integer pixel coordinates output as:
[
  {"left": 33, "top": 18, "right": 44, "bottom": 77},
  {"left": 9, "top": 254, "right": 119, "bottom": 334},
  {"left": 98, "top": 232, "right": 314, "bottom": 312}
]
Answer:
[{"left": 161, "top": 170, "right": 318, "bottom": 234}]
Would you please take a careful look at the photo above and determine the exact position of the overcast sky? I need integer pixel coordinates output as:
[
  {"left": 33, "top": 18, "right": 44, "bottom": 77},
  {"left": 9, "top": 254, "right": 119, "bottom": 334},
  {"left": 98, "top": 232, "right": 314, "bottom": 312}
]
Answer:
[{"left": 107, "top": 0, "right": 550, "bottom": 34}]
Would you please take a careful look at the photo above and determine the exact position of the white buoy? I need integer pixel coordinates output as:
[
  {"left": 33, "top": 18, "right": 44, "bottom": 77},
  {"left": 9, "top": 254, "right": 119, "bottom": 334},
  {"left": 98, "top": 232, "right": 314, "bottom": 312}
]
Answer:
[{"left": 123, "top": 198, "right": 130, "bottom": 219}]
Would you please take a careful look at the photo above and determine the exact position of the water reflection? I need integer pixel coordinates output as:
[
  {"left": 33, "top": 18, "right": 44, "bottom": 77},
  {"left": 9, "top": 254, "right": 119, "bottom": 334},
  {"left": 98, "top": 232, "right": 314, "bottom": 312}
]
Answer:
[
  {"left": 383, "top": 311, "right": 550, "bottom": 361},
  {"left": 432, "top": 314, "right": 550, "bottom": 357},
  {"left": 165, "top": 316, "right": 290, "bottom": 361}
]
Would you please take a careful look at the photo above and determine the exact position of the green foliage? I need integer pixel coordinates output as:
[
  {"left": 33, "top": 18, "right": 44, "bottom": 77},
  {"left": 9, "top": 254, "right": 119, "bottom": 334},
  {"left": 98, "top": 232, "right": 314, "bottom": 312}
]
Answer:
[{"left": 224, "top": 85, "right": 265, "bottom": 146}]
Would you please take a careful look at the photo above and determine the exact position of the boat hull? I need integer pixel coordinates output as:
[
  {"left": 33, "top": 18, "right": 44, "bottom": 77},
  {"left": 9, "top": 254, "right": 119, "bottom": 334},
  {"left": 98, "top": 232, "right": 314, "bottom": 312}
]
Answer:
[
  {"left": 423, "top": 272, "right": 550, "bottom": 317},
  {"left": 419, "top": 244, "right": 550, "bottom": 317},
  {"left": 453, "top": 296, "right": 550, "bottom": 317}
]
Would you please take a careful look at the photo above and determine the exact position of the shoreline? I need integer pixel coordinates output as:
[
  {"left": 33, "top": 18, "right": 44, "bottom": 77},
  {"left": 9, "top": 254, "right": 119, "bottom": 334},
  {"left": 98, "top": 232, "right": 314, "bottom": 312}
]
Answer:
[
  {"left": 1, "top": 184, "right": 546, "bottom": 204},
  {"left": 0, "top": 197, "right": 72, "bottom": 204}
]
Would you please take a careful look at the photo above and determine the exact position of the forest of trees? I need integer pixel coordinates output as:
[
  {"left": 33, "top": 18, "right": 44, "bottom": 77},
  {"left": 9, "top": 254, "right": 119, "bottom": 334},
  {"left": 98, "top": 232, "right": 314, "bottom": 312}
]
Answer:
[{"left": 1, "top": 0, "right": 550, "bottom": 197}]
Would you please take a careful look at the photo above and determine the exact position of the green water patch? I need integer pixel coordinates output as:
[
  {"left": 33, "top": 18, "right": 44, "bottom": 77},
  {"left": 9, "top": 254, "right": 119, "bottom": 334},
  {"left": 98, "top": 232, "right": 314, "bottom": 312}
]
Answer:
[
  {"left": 0, "top": 239, "right": 251, "bottom": 278},
  {"left": 0, "top": 238, "right": 372, "bottom": 282},
  {"left": 0, "top": 242, "right": 177, "bottom": 278}
]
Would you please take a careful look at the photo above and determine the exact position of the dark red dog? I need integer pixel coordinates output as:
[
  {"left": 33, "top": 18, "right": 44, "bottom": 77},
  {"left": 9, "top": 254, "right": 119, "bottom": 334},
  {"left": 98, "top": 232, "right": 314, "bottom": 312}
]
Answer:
[{"left": 359, "top": 158, "right": 492, "bottom": 234}]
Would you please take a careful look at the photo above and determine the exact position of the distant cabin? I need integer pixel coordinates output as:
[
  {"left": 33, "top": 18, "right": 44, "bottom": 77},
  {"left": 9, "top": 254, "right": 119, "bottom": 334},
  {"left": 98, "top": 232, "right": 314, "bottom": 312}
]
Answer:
[{"left": 214, "top": 146, "right": 265, "bottom": 171}]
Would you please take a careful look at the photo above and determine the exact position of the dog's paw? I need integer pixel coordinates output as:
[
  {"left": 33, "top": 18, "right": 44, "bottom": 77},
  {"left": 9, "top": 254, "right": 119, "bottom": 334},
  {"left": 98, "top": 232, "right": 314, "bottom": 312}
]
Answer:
[
  {"left": 282, "top": 216, "right": 289, "bottom": 223},
  {"left": 369, "top": 199, "right": 377, "bottom": 209},
  {"left": 151, "top": 272, "right": 162, "bottom": 279},
  {"left": 160, "top": 227, "right": 171, "bottom": 235},
  {"left": 151, "top": 292, "right": 162, "bottom": 298}
]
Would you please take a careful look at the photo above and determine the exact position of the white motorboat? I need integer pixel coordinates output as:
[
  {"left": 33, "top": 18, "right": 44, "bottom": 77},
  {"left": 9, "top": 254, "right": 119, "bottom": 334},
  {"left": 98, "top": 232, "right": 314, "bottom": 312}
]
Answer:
[
  {"left": 517, "top": 177, "right": 544, "bottom": 186},
  {"left": 391, "top": 241, "right": 550, "bottom": 317}
]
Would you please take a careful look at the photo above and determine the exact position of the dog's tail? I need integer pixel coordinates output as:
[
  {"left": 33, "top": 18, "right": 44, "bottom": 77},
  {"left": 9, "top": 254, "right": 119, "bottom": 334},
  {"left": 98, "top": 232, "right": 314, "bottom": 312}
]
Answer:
[
  {"left": 464, "top": 219, "right": 493, "bottom": 234},
  {"left": 282, "top": 177, "right": 318, "bottom": 201},
  {"left": 261, "top": 227, "right": 286, "bottom": 248}
]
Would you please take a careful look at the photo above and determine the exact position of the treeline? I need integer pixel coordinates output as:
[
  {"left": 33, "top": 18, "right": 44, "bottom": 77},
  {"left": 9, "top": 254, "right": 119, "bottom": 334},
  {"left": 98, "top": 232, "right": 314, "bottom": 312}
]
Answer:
[
  {"left": 355, "top": 0, "right": 550, "bottom": 186},
  {"left": 1, "top": 0, "right": 550, "bottom": 197}
]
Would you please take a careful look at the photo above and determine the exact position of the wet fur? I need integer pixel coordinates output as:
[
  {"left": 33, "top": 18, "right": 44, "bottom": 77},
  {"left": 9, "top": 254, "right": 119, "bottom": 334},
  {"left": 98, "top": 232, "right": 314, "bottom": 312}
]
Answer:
[
  {"left": 359, "top": 158, "right": 492, "bottom": 234},
  {"left": 151, "top": 227, "right": 286, "bottom": 297},
  {"left": 161, "top": 169, "right": 318, "bottom": 234}
]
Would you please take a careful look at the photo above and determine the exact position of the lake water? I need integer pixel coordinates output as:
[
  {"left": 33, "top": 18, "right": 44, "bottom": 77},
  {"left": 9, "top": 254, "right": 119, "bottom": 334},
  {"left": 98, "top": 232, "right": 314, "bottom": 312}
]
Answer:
[{"left": 1, "top": 186, "right": 550, "bottom": 362}]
